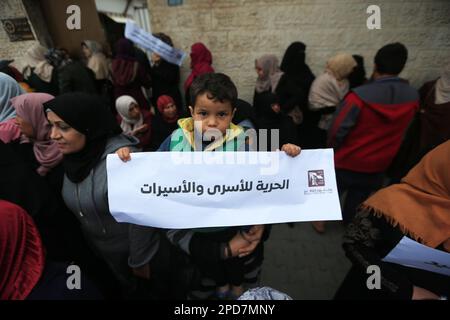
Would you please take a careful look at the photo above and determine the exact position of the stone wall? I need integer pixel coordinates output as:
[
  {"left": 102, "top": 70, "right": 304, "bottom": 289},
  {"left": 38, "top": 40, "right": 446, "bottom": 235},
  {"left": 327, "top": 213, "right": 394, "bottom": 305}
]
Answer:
[{"left": 148, "top": 0, "right": 450, "bottom": 104}]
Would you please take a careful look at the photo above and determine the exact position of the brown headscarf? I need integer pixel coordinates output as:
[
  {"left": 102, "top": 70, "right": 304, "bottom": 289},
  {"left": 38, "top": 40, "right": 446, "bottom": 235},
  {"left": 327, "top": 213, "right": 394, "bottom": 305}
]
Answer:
[{"left": 361, "top": 140, "right": 450, "bottom": 250}]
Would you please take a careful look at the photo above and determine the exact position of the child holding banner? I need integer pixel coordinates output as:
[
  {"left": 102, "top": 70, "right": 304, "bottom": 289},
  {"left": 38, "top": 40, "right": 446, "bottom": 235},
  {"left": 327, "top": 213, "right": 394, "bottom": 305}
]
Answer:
[{"left": 124, "top": 72, "right": 301, "bottom": 299}]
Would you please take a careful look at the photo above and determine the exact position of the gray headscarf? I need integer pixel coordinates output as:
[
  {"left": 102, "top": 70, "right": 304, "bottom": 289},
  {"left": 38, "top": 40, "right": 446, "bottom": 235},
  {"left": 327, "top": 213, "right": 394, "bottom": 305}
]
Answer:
[
  {"left": 255, "top": 55, "right": 283, "bottom": 93},
  {"left": 82, "top": 40, "right": 103, "bottom": 55}
]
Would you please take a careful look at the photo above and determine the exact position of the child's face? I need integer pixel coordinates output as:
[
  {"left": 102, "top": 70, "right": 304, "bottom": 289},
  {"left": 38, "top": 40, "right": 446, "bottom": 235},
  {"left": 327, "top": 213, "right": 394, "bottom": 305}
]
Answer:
[
  {"left": 128, "top": 103, "right": 141, "bottom": 120},
  {"left": 189, "top": 93, "right": 235, "bottom": 136}
]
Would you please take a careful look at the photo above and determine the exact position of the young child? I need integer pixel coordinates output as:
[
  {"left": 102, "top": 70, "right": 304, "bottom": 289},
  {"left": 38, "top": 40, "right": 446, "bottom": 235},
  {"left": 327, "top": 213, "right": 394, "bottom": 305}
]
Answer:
[
  {"left": 115, "top": 95, "right": 152, "bottom": 150},
  {"left": 120, "top": 73, "right": 301, "bottom": 300}
]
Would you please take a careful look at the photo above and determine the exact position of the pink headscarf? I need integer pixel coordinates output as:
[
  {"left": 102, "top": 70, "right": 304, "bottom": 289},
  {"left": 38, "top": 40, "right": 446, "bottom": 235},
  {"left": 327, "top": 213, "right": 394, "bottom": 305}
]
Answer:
[
  {"left": 0, "top": 200, "right": 45, "bottom": 300},
  {"left": 11, "top": 93, "right": 63, "bottom": 176}
]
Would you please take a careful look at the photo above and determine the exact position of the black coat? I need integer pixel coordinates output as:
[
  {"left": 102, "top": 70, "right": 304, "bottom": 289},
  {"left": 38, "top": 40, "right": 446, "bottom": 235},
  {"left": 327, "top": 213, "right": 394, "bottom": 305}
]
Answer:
[
  {"left": 26, "top": 69, "right": 59, "bottom": 96},
  {"left": 150, "top": 113, "right": 178, "bottom": 151},
  {"left": 150, "top": 60, "right": 183, "bottom": 112}
]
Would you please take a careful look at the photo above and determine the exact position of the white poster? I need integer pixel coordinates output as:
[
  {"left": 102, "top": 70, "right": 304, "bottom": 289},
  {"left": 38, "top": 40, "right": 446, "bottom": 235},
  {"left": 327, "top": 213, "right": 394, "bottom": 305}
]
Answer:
[
  {"left": 125, "top": 21, "right": 187, "bottom": 66},
  {"left": 107, "top": 150, "right": 342, "bottom": 229},
  {"left": 383, "top": 236, "right": 450, "bottom": 276}
]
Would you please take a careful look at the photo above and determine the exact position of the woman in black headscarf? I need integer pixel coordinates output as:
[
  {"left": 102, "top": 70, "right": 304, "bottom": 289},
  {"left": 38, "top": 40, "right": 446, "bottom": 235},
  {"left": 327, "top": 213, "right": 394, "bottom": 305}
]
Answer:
[
  {"left": 255, "top": 92, "right": 300, "bottom": 150},
  {"left": 149, "top": 33, "right": 183, "bottom": 115},
  {"left": 44, "top": 93, "right": 140, "bottom": 297},
  {"left": 275, "top": 42, "right": 316, "bottom": 148}
]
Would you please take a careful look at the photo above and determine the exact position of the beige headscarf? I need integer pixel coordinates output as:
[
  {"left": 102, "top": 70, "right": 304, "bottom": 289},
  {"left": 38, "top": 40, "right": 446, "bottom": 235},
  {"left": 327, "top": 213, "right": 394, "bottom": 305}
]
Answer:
[
  {"left": 326, "top": 53, "right": 357, "bottom": 81},
  {"left": 83, "top": 40, "right": 110, "bottom": 80},
  {"left": 435, "top": 63, "right": 450, "bottom": 105},
  {"left": 255, "top": 54, "right": 283, "bottom": 93},
  {"left": 22, "top": 44, "right": 53, "bottom": 83},
  {"left": 308, "top": 53, "right": 356, "bottom": 130}
]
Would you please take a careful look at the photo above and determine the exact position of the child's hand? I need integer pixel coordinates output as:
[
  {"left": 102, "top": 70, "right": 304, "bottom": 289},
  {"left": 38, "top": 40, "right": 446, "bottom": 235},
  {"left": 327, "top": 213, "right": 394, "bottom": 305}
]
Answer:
[
  {"left": 281, "top": 143, "right": 301, "bottom": 157},
  {"left": 116, "top": 147, "right": 131, "bottom": 162},
  {"left": 140, "top": 124, "right": 149, "bottom": 131}
]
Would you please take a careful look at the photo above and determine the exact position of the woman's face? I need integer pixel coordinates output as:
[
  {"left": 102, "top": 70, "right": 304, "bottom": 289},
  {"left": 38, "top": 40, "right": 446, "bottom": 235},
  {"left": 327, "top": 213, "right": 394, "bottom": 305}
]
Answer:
[
  {"left": 47, "top": 111, "right": 86, "bottom": 154},
  {"left": 81, "top": 44, "right": 92, "bottom": 58},
  {"left": 255, "top": 62, "right": 264, "bottom": 79},
  {"left": 162, "top": 103, "right": 177, "bottom": 119},
  {"left": 14, "top": 116, "right": 34, "bottom": 138},
  {"left": 128, "top": 103, "right": 141, "bottom": 120}
]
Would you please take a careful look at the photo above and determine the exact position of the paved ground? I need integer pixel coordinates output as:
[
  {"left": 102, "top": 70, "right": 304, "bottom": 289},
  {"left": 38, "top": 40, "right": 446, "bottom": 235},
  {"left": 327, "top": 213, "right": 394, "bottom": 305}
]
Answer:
[{"left": 260, "top": 221, "right": 351, "bottom": 300}]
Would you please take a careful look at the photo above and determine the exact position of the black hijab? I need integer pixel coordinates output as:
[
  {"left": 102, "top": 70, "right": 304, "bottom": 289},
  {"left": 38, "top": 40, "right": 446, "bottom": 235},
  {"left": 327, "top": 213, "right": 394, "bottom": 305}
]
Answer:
[
  {"left": 280, "top": 42, "right": 314, "bottom": 81},
  {"left": 348, "top": 54, "right": 367, "bottom": 89},
  {"left": 255, "top": 92, "right": 282, "bottom": 127},
  {"left": 277, "top": 42, "right": 315, "bottom": 112},
  {"left": 255, "top": 92, "right": 300, "bottom": 149},
  {"left": 43, "top": 93, "right": 122, "bottom": 183}
]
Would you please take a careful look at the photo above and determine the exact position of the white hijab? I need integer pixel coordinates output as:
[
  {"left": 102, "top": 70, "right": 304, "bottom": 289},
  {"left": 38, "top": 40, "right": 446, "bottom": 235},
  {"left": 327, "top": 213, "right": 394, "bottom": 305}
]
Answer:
[{"left": 115, "top": 95, "right": 143, "bottom": 134}]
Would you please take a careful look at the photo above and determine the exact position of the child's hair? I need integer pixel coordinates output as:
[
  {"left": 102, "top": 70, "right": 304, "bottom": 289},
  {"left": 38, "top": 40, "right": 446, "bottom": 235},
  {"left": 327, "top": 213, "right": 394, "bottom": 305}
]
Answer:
[
  {"left": 374, "top": 42, "right": 408, "bottom": 75},
  {"left": 189, "top": 73, "right": 238, "bottom": 109}
]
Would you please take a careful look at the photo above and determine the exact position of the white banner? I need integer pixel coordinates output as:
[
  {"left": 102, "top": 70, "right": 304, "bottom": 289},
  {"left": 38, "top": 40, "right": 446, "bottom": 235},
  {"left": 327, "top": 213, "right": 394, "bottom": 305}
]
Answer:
[
  {"left": 383, "top": 236, "right": 450, "bottom": 276},
  {"left": 107, "top": 150, "right": 342, "bottom": 229},
  {"left": 125, "top": 21, "right": 187, "bottom": 66}
]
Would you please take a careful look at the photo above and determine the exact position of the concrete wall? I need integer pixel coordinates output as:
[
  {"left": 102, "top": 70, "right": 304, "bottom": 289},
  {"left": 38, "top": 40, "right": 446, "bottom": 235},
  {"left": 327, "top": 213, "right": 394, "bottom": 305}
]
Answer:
[{"left": 147, "top": 0, "right": 450, "bottom": 104}]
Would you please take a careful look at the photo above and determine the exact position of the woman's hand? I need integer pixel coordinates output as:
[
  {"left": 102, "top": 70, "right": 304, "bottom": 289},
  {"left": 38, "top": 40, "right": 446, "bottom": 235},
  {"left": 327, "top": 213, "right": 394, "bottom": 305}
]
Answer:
[
  {"left": 136, "top": 124, "right": 149, "bottom": 133},
  {"left": 281, "top": 143, "right": 301, "bottom": 157},
  {"left": 116, "top": 147, "right": 131, "bottom": 162}
]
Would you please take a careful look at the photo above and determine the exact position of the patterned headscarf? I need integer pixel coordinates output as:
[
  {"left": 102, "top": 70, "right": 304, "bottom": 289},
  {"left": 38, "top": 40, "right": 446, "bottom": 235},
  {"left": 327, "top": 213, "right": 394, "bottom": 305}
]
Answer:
[{"left": 238, "top": 287, "right": 293, "bottom": 300}]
